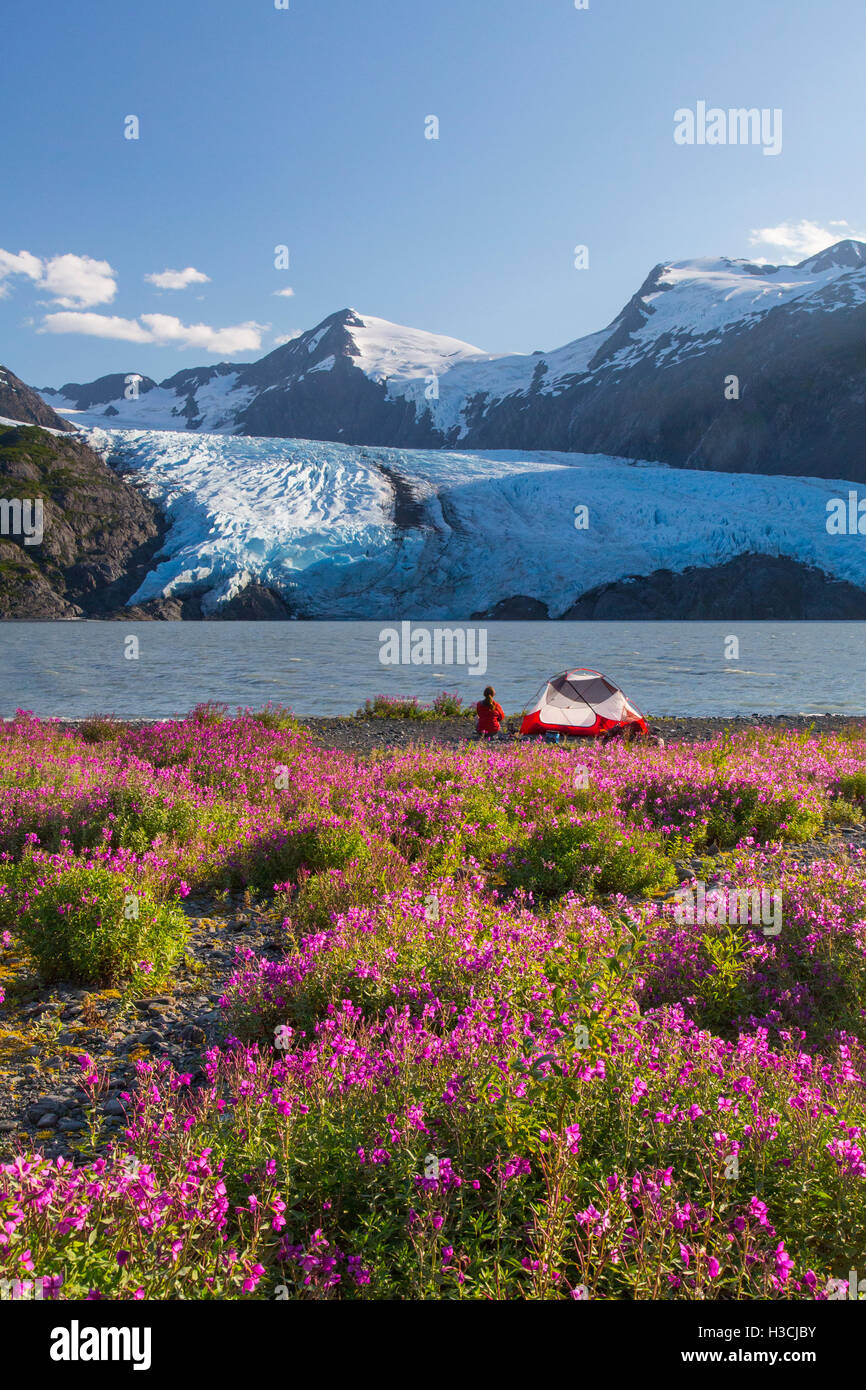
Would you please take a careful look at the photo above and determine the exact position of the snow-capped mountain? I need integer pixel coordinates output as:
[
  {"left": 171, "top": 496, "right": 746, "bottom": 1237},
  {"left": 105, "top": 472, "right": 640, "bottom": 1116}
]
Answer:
[
  {"left": 82, "top": 425, "right": 866, "bottom": 620},
  {"left": 44, "top": 310, "right": 492, "bottom": 443},
  {"left": 42, "top": 240, "right": 866, "bottom": 480}
]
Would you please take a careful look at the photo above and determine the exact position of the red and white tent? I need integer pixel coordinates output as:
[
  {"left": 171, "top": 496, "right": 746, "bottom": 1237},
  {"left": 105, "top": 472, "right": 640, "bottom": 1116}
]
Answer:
[{"left": 520, "top": 668, "right": 647, "bottom": 739}]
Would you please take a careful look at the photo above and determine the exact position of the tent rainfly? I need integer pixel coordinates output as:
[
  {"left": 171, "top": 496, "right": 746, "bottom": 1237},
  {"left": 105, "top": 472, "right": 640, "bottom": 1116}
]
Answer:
[{"left": 520, "top": 668, "right": 647, "bottom": 739}]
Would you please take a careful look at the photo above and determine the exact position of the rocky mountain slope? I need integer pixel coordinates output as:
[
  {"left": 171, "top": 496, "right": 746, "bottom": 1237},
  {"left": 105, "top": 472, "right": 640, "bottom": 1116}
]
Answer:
[
  {"left": 0, "top": 425, "right": 165, "bottom": 618},
  {"left": 0, "top": 365, "right": 73, "bottom": 431}
]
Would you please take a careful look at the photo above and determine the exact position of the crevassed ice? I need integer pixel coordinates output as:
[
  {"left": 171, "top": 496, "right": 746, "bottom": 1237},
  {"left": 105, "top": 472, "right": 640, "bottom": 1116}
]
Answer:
[{"left": 83, "top": 427, "right": 863, "bottom": 620}]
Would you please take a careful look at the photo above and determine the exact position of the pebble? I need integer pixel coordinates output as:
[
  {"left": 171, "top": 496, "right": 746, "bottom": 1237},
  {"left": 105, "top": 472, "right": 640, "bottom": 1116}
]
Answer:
[
  {"left": 175, "top": 1024, "right": 206, "bottom": 1045},
  {"left": 34, "top": 1094, "right": 71, "bottom": 1113}
]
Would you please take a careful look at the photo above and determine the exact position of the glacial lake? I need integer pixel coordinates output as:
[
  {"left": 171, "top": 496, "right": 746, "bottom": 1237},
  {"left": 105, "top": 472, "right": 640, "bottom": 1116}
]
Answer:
[{"left": 0, "top": 621, "right": 864, "bottom": 720}]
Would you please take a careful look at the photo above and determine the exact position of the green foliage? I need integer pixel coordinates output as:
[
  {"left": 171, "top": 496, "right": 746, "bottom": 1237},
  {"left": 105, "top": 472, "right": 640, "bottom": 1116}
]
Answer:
[
  {"left": 190, "top": 701, "right": 230, "bottom": 726},
  {"left": 830, "top": 771, "right": 866, "bottom": 807},
  {"left": 244, "top": 702, "right": 300, "bottom": 732},
  {"left": 431, "top": 691, "right": 468, "bottom": 717},
  {"left": 501, "top": 816, "right": 677, "bottom": 900},
  {"left": 703, "top": 785, "right": 823, "bottom": 848},
  {"left": 241, "top": 823, "right": 373, "bottom": 893},
  {"left": 278, "top": 847, "right": 413, "bottom": 937},
  {"left": 358, "top": 695, "right": 428, "bottom": 719},
  {"left": 76, "top": 714, "right": 125, "bottom": 744},
  {"left": 357, "top": 692, "right": 469, "bottom": 720},
  {"left": 394, "top": 784, "right": 514, "bottom": 872},
  {"left": 16, "top": 865, "right": 188, "bottom": 986},
  {"left": 108, "top": 788, "right": 213, "bottom": 855}
]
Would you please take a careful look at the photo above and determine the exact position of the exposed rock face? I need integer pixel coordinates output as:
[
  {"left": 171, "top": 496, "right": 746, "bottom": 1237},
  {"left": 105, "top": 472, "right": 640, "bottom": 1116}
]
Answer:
[
  {"left": 121, "top": 583, "right": 294, "bottom": 621},
  {"left": 0, "top": 425, "right": 166, "bottom": 619},
  {"left": 235, "top": 313, "right": 446, "bottom": 448},
  {"left": 463, "top": 292, "right": 866, "bottom": 481},
  {"left": 0, "top": 366, "right": 73, "bottom": 431},
  {"left": 214, "top": 583, "right": 294, "bottom": 620},
  {"left": 471, "top": 595, "right": 551, "bottom": 619},
  {"left": 49, "top": 373, "right": 159, "bottom": 412},
  {"left": 559, "top": 554, "right": 866, "bottom": 620}
]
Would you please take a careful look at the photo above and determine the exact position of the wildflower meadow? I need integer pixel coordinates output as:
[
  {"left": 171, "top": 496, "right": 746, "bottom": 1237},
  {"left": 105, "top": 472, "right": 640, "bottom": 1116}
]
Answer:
[{"left": 0, "top": 707, "right": 864, "bottom": 1303}]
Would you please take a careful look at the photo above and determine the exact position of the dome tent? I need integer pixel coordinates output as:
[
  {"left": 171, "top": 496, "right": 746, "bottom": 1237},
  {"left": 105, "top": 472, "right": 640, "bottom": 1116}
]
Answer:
[{"left": 520, "top": 668, "right": 647, "bottom": 739}]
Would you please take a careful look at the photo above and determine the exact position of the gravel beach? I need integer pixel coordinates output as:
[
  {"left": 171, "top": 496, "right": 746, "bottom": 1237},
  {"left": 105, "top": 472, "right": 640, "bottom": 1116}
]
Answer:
[
  {"left": 33, "top": 711, "right": 866, "bottom": 756},
  {"left": 299, "top": 712, "right": 866, "bottom": 755}
]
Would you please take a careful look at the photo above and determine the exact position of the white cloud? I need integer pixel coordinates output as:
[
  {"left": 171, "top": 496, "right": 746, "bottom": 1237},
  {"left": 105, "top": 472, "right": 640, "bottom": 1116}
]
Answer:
[
  {"left": 40, "top": 312, "right": 152, "bottom": 342},
  {"left": 145, "top": 266, "right": 211, "bottom": 290},
  {"left": 273, "top": 331, "right": 302, "bottom": 345},
  {"left": 139, "top": 314, "right": 267, "bottom": 353},
  {"left": 273, "top": 287, "right": 295, "bottom": 298},
  {"left": 40, "top": 310, "right": 268, "bottom": 355},
  {"left": 39, "top": 253, "right": 117, "bottom": 308},
  {"left": 749, "top": 219, "right": 866, "bottom": 260},
  {"left": 0, "top": 249, "right": 42, "bottom": 297},
  {"left": 0, "top": 248, "right": 117, "bottom": 306}
]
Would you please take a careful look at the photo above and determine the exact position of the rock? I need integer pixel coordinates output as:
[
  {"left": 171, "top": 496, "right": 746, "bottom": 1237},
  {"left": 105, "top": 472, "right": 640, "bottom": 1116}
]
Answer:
[
  {"left": 175, "top": 1024, "right": 206, "bottom": 1045},
  {"left": 103, "top": 1098, "right": 128, "bottom": 1116},
  {"left": 471, "top": 595, "right": 551, "bottom": 620},
  {"left": 57, "top": 1118, "right": 84, "bottom": 1132},
  {"left": 21, "top": 1002, "right": 51, "bottom": 1019},
  {"left": 0, "top": 422, "right": 167, "bottom": 620},
  {"left": 35, "top": 1113, "right": 58, "bottom": 1128},
  {"left": 34, "top": 1094, "right": 70, "bottom": 1114},
  {"left": 559, "top": 555, "right": 866, "bottom": 621},
  {"left": 0, "top": 366, "right": 73, "bottom": 430},
  {"left": 208, "top": 583, "right": 294, "bottom": 621}
]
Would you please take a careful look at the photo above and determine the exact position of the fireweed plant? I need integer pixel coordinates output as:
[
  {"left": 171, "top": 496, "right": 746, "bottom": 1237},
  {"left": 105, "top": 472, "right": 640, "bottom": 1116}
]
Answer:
[{"left": 0, "top": 710, "right": 864, "bottom": 1298}]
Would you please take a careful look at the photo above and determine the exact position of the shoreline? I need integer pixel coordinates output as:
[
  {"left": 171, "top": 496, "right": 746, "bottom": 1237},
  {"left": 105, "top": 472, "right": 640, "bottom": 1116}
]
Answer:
[{"left": 4, "top": 710, "right": 865, "bottom": 754}]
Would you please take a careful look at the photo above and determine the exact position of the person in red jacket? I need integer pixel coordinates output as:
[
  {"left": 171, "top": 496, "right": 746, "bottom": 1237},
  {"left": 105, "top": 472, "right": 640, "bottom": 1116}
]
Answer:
[{"left": 476, "top": 686, "right": 505, "bottom": 737}]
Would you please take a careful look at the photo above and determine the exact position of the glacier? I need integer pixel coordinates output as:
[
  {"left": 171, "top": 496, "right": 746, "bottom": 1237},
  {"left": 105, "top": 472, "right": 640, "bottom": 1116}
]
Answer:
[{"left": 82, "top": 426, "right": 866, "bottom": 619}]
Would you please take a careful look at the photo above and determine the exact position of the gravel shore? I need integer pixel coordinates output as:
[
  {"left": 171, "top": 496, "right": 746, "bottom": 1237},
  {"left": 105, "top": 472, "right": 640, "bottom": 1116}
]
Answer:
[
  {"left": 299, "top": 712, "right": 866, "bottom": 755},
  {"left": 16, "top": 711, "right": 866, "bottom": 756}
]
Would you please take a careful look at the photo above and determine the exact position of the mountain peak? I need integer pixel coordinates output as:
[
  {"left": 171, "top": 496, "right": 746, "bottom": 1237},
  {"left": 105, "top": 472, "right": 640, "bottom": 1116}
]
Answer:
[{"left": 796, "top": 238, "right": 866, "bottom": 274}]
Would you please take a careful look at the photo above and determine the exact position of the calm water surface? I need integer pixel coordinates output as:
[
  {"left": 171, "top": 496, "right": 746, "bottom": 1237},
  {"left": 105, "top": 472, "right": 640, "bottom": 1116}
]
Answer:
[{"left": 0, "top": 622, "right": 863, "bottom": 719}]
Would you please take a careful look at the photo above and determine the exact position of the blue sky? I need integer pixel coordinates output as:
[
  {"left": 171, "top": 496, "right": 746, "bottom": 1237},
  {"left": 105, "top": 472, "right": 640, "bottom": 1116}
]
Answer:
[{"left": 1, "top": 0, "right": 863, "bottom": 387}]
